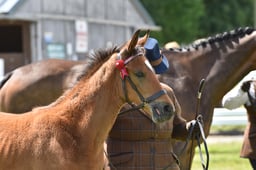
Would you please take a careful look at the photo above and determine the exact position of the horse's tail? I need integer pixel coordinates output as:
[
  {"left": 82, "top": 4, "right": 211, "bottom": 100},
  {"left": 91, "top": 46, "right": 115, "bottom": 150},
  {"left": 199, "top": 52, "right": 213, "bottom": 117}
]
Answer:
[{"left": 0, "top": 71, "right": 13, "bottom": 89}]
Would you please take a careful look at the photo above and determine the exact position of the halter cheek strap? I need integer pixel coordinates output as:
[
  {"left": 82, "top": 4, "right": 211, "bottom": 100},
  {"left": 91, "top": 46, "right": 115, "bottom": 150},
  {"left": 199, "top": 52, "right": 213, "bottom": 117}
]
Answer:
[{"left": 115, "top": 53, "right": 167, "bottom": 115}]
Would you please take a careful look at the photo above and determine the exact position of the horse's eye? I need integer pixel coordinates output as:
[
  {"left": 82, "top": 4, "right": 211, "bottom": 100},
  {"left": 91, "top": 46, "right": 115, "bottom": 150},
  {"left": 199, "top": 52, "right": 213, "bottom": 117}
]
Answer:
[{"left": 135, "top": 71, "right": 145, "bottom": 78}]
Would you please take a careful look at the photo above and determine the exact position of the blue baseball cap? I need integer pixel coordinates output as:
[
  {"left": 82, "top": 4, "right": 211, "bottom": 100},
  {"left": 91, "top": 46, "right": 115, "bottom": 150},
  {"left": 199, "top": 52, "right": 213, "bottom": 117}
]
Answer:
[{"left": 144, "top": 38, "right": 169, "bottom": 74}]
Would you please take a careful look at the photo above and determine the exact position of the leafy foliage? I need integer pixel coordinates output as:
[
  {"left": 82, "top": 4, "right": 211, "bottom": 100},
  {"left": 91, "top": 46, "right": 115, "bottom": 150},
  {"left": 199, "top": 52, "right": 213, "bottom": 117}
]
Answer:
[
  {"left": 140, "top": 0, "right": 204, "bottom": 45},
  {"left": 140, "top": 0, "right": 254, "bottom": 45},
  {"left": 199, "top": 0, "right": 254, "bottom": 37}
]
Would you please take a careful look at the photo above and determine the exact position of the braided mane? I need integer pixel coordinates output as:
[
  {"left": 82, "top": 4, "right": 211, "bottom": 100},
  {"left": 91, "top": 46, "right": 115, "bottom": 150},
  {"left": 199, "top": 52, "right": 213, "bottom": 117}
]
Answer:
[{"left": 168, "top": 27, "right": 255, "bottom": 52}]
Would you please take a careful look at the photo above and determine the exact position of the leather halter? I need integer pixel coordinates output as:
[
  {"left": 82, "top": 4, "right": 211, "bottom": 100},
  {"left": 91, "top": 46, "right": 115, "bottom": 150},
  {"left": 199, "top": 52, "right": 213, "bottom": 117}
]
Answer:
[{"left": 115, "top": 51, "right": 167, "bottom": 115}]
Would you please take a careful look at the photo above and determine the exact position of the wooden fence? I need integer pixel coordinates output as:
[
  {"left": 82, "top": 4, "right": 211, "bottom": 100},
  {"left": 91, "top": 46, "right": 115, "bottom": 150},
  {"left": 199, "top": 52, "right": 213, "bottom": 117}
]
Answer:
[{"left": 212, "top": 108, "right": 247, "bottom": 125}]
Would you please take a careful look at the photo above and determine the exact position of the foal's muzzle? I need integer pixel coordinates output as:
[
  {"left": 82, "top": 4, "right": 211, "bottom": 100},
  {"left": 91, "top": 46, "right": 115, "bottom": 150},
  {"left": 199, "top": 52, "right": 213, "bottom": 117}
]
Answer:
[{"left": 150, "top": 102, "right": 175, "bottom": 123}]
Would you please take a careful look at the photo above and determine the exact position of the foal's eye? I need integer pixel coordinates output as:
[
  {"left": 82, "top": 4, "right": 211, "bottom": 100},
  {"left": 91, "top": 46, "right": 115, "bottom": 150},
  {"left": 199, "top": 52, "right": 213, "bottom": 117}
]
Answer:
[{"left": 135, "top": 71, "right": 145, "bottom": 78}]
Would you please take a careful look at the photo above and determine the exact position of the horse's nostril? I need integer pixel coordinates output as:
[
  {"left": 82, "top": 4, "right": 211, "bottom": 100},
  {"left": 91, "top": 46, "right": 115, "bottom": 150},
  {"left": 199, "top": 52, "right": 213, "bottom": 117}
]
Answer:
[{"left": 164, "top": 105, "right": 172, "bottom": 113}]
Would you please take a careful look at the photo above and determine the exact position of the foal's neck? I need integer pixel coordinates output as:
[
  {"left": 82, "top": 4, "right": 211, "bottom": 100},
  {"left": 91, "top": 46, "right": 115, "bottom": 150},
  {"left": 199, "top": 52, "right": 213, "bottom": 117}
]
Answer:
[{"left": 56, "top": 56, "right": 124, "bottom": 147}]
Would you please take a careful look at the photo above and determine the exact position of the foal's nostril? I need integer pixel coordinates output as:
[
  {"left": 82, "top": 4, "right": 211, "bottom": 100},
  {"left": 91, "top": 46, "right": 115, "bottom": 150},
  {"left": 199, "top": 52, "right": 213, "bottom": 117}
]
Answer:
[
  {"left": 151, "top": 103, "right": 174, "bottom": 123},
  {"left": 164, "top": 105, "right": 173, "bottom": 113}
]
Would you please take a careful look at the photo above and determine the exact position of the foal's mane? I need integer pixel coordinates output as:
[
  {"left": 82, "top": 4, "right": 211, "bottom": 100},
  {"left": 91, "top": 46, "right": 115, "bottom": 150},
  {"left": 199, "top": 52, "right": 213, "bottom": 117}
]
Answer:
[
  {"left": 168, "top": 27, "right": 255, "bottom": 52},
  {"left": 33, "top": 46, "right": 120, "bottom": 110},
  {"left": 77, "top": 46, "right": 120, "bottom": 80}
]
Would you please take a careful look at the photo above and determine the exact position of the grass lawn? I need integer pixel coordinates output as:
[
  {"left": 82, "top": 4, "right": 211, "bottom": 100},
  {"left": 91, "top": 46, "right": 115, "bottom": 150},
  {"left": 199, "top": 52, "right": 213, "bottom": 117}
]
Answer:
[{"left": 191, "top": 140, "right": 251, "bottom": 170}]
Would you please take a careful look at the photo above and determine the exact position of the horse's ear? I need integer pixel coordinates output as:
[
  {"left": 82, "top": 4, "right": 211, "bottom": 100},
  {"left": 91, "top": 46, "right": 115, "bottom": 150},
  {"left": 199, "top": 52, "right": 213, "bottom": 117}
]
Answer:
[
  {"left": 138, "top": 30, "right": 150, "bottom": 46},
  {"left": 127, "top": 29, "right": 140, "bottom": 53}
]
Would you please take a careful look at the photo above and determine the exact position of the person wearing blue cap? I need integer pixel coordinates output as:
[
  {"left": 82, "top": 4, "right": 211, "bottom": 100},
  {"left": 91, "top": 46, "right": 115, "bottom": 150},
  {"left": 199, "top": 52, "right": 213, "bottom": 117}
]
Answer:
[
  {"left": 144, "top": 37, "right": 169, "bottom": 74},
  {"left": 106, "top": 38, "right": 199, "bottom": 170}
]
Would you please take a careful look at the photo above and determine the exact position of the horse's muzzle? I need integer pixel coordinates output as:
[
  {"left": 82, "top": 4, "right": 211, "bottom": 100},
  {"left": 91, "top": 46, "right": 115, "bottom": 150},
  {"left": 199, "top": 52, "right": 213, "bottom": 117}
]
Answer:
[{"left": 150, "top": 102, "right": 175, "bottom": 123}]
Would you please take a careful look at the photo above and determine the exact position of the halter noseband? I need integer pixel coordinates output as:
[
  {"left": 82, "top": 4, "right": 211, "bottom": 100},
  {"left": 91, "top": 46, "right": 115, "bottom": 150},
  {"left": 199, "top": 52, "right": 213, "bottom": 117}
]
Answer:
[{"left": 115, "top": 52, "right": 167, "bottom": 115}]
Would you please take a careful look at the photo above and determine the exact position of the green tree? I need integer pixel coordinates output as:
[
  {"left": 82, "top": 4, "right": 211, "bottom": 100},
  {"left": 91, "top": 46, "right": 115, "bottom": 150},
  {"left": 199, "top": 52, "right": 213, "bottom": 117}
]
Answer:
[
  {"left": 140, "top": 0, "right": 205, "bottom": 45},
  {"left": 140, "top": 0, "right": 254, "bottom": 45},
  {"left": 199, "top": 0, "right": 254, "bottom": 37}
]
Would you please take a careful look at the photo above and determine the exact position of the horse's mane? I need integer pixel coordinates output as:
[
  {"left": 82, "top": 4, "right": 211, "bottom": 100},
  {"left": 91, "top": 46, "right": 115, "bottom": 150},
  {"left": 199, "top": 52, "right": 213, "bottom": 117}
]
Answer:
[
  {"left": 77, "top": 46, "right": 120, "bottom": 80},
  {"left": 168, "top": 27, "right": 255, "bottom": 52}
]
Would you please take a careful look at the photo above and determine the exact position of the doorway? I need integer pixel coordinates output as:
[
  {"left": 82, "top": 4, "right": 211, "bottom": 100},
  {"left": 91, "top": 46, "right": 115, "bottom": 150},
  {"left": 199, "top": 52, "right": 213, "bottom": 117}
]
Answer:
[{"left": 0, "top": 20, "right": 31, "bottom": 74}]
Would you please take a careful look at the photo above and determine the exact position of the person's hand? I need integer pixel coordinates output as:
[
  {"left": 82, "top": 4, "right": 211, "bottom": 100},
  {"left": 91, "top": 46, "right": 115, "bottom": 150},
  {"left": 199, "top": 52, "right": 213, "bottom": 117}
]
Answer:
[
  {"left": 187, "top": 115, "right": 204, "bottom": 139},
  {"left": 241, "top": 81, "right": 251, "bottom": 92}
]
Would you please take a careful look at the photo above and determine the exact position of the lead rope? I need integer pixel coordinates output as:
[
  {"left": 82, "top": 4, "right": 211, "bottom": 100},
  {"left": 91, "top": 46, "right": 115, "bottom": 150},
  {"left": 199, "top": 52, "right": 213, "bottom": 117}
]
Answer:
[
  {"left": 161, "top": 79, "right": 209, "bottom": 170},
  {"left": 192, "top": 79, "right": 209, "bottom": 170},
  {"left": 178, "top": 79, "right": 209, "bottom": 170}
]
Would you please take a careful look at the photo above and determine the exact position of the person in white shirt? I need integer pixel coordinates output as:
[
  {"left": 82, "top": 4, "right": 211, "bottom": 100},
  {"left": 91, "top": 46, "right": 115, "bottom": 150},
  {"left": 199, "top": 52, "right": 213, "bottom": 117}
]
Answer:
[{"left": 222, "top": 79, "right": 256, "bottom": 169}]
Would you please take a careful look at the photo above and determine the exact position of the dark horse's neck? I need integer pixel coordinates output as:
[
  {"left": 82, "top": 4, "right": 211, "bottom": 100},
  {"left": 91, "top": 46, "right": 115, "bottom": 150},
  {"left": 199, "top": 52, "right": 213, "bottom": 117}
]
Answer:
[{"left": 161, "top": 27, "right": 256, "bottom": 135}]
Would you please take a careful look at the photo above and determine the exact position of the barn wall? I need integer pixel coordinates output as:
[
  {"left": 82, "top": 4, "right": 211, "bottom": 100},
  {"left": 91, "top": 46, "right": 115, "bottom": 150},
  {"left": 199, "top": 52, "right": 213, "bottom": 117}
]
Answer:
[{"left": 0, "top": 0, "right": 159, "bottom": 72}]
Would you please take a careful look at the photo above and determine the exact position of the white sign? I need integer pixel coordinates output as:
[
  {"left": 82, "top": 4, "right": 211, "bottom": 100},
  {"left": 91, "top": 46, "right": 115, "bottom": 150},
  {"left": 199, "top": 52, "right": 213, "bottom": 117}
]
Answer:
[
  {"left": 75, "top": 20, "right": 88, "bottom": 53},
  {"left": 47, "top": 43, "right": 65, "bottom": 59},
  {"left": 44, "top": 32, "right": 53, "bottom": 43}
]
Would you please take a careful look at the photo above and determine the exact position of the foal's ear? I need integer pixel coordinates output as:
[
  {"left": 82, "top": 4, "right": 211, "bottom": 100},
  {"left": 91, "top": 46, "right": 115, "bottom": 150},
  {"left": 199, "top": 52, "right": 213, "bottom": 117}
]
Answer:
[
  {"left": 128, "top": 29, "right": 140, "bottom": 53},
  {"left": 138, "top": 30, "right": 150, "bottom": 46}
]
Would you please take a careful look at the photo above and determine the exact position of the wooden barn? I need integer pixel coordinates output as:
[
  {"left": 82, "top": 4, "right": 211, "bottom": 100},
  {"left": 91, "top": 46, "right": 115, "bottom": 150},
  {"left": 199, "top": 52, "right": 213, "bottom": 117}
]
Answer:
[{"left": 0, "top": 0, "right": 160, "bottom": 75}]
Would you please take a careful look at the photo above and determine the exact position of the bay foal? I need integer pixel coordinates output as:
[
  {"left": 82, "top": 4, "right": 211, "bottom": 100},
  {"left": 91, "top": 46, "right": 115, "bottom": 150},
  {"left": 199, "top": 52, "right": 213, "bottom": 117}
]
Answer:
[{"left": 0, "top": 30, "right": 176, "bottom": 169}]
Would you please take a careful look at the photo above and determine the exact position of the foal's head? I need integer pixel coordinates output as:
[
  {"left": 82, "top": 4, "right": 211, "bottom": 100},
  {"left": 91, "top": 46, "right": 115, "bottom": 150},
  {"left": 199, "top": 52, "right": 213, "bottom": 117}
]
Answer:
[{"left": 116, "top": 30, "right": 177, "bottom": 123}]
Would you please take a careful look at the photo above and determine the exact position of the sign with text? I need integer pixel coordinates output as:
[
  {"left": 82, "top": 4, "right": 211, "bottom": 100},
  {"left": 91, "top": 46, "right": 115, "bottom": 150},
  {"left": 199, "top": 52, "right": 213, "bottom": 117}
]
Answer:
[
  {"left": 47, "top": 43, "right": 65, "bottom": 59},
  {"left": 75, "top": 20, "right": 88, "bottom": 53}
]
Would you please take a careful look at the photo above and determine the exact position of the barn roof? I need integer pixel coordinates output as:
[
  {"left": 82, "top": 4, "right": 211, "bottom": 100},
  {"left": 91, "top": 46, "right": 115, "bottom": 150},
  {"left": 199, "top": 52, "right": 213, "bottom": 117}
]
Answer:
[
  {"left": 0, "top": 0, "right": 21, "bottom": 13},
  {"left": 0, "top": 0, "right": 161, "bottom": 31}
]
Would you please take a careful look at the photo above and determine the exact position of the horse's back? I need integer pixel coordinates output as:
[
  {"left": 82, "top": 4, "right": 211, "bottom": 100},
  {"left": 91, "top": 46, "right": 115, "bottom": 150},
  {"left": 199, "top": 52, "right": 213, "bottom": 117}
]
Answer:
[{"left": 0, "top": 59, "right": 86, "bottom": 113}]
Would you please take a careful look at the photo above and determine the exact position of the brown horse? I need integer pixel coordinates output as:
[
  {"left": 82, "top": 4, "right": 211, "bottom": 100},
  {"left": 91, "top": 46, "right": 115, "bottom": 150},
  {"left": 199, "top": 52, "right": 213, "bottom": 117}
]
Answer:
[
  {"left": 159, "top": 27, "right": 256, "bottom": 169},
  {"left": 0, "top": 59, "right": 86, "bottom": 113},
  {"left": 0, "top": 30, "right": 177, "bottom": 169}
]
